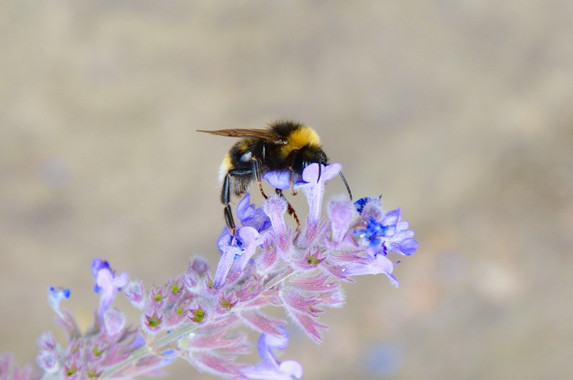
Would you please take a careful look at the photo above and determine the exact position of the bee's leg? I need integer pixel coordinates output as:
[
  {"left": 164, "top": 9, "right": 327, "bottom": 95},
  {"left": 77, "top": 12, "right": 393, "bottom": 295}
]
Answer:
[
  {"left": 252, "top": 159, "right": 269, "bottom": 200},
  {"left": 223, "top": 204, "right": 236, "bottom": 235},
  {"left": 287, "top": 152, "right": 298, "bottom": 196},
  {"left": 289, "top": 167, "right": 298, "bottom": 196},
  {"left": 221, "top": 172, "right": 236, "bottom": 234},
  {"left": 275, "top": 189, "right": 301, "bottom": 230},
  {"left": 222, "top": 168, "right": 252, "bottom": 235}
]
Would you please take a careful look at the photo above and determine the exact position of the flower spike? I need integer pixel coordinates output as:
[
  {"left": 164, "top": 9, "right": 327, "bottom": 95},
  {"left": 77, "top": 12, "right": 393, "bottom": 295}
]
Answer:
[{"left": 19, "top": 161, "right": 416, "bottom": 380}]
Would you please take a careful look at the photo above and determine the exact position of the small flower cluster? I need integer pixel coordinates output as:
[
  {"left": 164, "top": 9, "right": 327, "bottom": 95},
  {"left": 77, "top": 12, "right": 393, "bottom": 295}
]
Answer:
[{"left": 0, "top": 163, "right": 417, "bottom": 379}]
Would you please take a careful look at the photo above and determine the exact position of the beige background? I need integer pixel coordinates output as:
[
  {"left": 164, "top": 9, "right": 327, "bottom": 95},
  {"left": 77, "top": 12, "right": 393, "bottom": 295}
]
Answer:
[{"left": 1, "top": 1, "right": 572, "bottom": 379}]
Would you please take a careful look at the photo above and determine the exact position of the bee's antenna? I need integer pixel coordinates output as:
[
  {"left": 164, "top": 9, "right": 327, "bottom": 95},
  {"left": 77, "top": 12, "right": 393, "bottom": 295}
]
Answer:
[{"left": 339, "top": 171, "right": 352, "bottom": 200}]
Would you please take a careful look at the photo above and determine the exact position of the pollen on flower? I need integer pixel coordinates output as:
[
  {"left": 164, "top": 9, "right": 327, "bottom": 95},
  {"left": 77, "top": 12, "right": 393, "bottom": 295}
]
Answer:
[
  {"left": 146, "top": 314, "right": 162, "bottom": 329},
  {"left": 92, "top": 346, "right": 102, "bottom": 357},
  {"left": 65, "top": 364, "right": 77, "bottom": 376},
  {"left": 189, "top": 306, "right": 205, "bottom": 323},
  {"left": 307, "top": 255, "right": 321, "bottom": 266},
  {"left": 171, "top": 284, "right": 182, "bottom": 295},
  {"left": 87, "top": 368, "right": 103, "bottom": 378},
  {"left": 153, "top": 291, "right": 164, "bottom": 303}
]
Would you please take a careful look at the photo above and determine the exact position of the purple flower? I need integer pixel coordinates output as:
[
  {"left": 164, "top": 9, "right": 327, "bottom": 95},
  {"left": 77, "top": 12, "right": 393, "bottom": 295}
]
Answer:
[
  {"left": 263, "top": 170, "right": 303, "bottom": 190},
  {"left": 354, "top": 217, "right": 389, "bottom": 248},
  {"left": 353, "top": 199, "right": 418, "bottom": 257},
  {"left": 263, "top": 195, "right": 291, "bottom": 254},
  {"left": 183, "top": 257, "right": 209, "bottom": 290},
  {"left": 327, "top": 195, "right": 356, "bottom": 243},
  {"left": 103, "top": 309, "right": 126, "bottom": 337},
  {"left": 355, "top": 196, "right": 384, "bottom": 220},
  {"left": 237, "top": 193, "right": 272, "bottom": 233},
  {"left": 122, "top": 279, "right": 145, "bottom": 310},
  {"left": 47, "top": 286, "right": 70, "bottom": 318},
  {"left": 300, "top": 163, "right": 342, "bottom": 225},
  {"left": 213, "top": 233, "right": 246, "bottom": 289},
  {"left": 354, "top": 197, "right": 370, "bottom": 214},
  {"left": 91, "top": 259, "right": 129, "bottom": 317},
  {"left": 263, "top": 163, "right": 342, "bottom": 225},
  {"left": 379, "top": 208, "right": 418, "bottom": 256},
  {"left": 232, "top": 226, "right": 263, "bottom": 274},
  {"left": 36, "top": 331, "right": 57, "bottom": 352},
  {"left": 36, "top": 349, "right": 59, "bottom": 373},
  {"left": 343, "top": 247, "right": 399, "bottom": 287},
  {"left": 241, "top": 327, "right": 303, "bottom": 380},
  {"left": 91, "top": 258, "right": 111, "bottom": 293}
]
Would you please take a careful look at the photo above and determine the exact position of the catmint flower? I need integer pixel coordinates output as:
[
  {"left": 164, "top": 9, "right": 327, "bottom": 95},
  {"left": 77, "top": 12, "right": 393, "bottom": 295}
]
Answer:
[
  {"left": 263, "top": 170, "right": 303, "bottom": 190},
  {"left": 264, "top": 163, "right": 342, "bottom": 225},
  {"left": 188, "top": 305, "right": 206, "bottom": 323},
  {"left": 123, "top": 279, "right": 145, "bottom": 309},
  {"left": 354, "top": 217, "right": 389, "bottom": 248},
  {"left": 213, "top": 194, "right": 269, "bottom": 289},
  {"left": 47, "top": 286, "right": 70, "bottom": 318},
  {"left": 354, "top": 197, "right": 370, "bottom": 214},
  {"left": 300, "top": 163, "right": 342, "bottom": 224},
  {"left": 91, "top": 258, "right": 129, "bottom": 317},
  {"left": 343, "top": 247, "right": 399, "bottom": 287},
  {"left": 236, "top": 192, "right": 271, "bottom": 232},
  {"left": 143, "top": 311, "right": 163, "bottom": 334},
  {"left": 214, "top": 233, "right": 245, "bottom": 289},
  {"left": 231, "top": 227, "right": 262, "bottom": 275},
  {"left": 91, "top": 258, "right": 111, "bottom": 292},
  {"left": 183, "top": 257, "right": 208, "bottom": 290},
  {"left": 36, "top": 331, "right": 57, "bottom": 352},
  {"left": 36, "top": 349, "right": 59, "bottom": 373},
  {"left": 379, "top": 208, "right": 418, "bottom": 256},
  {"left": 103, "top": 308, "right": 126, "bottom": 336},
  {"left": 327, "top": 194, "right": 356, "bottom": 243},
  {"left": 263, "top": 195, "right": 291, "bottom": 254},
  {"left": 354, "top": 196, "right": 385, "bottom": 220},
  {"left": 241, "top": 327, "right": 303, "bottom": 380}
]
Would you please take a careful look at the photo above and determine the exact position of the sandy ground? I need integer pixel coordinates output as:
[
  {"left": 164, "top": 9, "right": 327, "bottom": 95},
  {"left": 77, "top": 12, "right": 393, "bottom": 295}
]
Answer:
[{"left": 1, "top": 1, "right": 572, "bottom": 379}]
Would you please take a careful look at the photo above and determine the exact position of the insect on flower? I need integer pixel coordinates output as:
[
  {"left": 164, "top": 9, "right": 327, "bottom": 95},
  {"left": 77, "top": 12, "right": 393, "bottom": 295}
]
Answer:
[{"left": 197, "top": 121, "right": 352, "bottom": 234}]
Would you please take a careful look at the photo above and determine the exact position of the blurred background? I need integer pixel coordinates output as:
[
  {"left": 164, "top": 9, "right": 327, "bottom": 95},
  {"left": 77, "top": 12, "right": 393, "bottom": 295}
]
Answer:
[{"left": 1, "top": 1, "right": 572, "bottom": 379}]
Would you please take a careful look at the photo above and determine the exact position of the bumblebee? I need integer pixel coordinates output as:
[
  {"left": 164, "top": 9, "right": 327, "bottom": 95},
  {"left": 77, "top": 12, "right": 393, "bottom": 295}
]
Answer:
[{"left": 197, "top": 121, "right": 352, "bottom": 233}]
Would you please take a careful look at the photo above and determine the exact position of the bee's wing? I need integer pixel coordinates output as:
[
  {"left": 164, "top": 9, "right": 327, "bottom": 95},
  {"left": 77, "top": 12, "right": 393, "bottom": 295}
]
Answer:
[{"left": 197, "top": 129, "right": 285, "bottom": 144}]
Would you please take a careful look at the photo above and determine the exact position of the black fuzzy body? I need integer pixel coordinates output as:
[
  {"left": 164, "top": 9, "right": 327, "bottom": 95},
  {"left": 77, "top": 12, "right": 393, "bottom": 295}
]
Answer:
[{"left": 224, "top": 121, "right": 328, "bottom": 199}]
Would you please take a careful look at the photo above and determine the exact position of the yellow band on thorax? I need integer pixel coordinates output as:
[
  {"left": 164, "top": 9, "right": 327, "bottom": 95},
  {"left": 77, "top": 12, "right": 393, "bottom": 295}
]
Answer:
[{"left": 282, "top": 126, "right": 321, "bottom": 156}]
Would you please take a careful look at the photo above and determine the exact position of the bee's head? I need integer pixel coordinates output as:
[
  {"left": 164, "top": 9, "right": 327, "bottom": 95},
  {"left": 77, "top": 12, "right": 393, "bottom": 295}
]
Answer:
[{"left": 291, "top": 146, "right": 328, "bottom": 179}]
